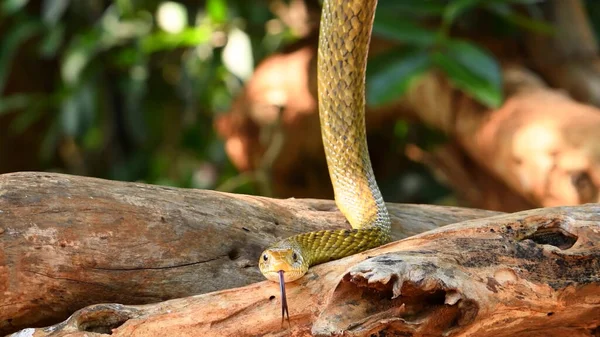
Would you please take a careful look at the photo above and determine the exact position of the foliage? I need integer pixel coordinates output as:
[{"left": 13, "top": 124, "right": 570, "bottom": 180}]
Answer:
[
  {"left": 367, "top": 0, "right": 553, "bottom": 109},
  {"left": 0, "top": 0, "right": 565, "bottom": 203},
  {"left": 0, "top": 0, "right": 298, "bottom": 191}
]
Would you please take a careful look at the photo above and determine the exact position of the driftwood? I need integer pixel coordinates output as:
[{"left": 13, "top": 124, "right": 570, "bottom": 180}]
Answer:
[
  {"left": 11, "top": 202, "right": 600, "bottom": 337},
  {"left": 0, "top": 172, "right": 500, "bottom": 335}
]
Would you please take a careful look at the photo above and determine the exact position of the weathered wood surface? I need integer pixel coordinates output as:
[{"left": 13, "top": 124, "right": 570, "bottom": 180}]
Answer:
[
  {"left": 15, "top": 204, "right": 600, "bottom": 337},
  {"left": 0, "top": 172, "right": 500, "bottom": 335}
]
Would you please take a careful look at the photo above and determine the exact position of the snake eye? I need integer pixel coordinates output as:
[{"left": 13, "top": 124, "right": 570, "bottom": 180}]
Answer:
[
  {"left": 292, "top": 253, "right": 298, "bottom": 261},
  {"left": 263, "top": 254, "right": 268, "bottom": 261}
]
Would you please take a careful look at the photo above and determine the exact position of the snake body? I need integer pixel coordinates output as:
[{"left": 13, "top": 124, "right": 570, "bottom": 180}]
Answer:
[{"left": 258, "top": 0, "right": 390, "bottom": 319}]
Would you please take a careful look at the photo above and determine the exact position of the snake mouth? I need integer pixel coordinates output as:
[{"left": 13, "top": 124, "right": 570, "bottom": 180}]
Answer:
[
  {"left": 278, "top": 270, "right": 290, "bottom": 325},
  {"left": 262, "top": 269, "right": 305, "bottom": 283}
]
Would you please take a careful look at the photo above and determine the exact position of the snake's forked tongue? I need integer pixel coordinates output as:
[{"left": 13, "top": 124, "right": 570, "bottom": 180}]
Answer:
[{"left": 278, "top": 270, "right": 290, "bottom": 326}]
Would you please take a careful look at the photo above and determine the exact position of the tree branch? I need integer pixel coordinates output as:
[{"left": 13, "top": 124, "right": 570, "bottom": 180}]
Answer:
[
  {"left": 16, "top": 204, "right": 600, "bottom": 337},
  {"left": 0, "top": 172, "right": 498, "bottom": 335}
]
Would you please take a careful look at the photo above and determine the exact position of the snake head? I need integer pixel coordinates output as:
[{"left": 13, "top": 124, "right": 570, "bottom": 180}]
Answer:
[
  {"left": 259, "top": 245, "right": 308, "bottom": 325},
  {"left": 258, "top": 247, "right": 308, "bottom": 283}
]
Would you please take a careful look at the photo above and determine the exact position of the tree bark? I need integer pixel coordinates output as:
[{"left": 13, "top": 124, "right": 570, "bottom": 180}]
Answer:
[
  {"left": 13, "top": 203, "right": 600, "bottom": 337},
  {"left": 406, "top": 64, "right": 600, "bottom": 208},
  {"left": 0, "top": 172, "right": 499, "bottom": 335}
]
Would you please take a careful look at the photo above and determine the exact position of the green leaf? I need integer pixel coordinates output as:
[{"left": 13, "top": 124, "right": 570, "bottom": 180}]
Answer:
[
  {"left": 59, "top": 80, "right": 96, "bottom": 136},
  {"left": 443, "top": 0, "right": 482, "bottom": 27},
  {"left": 9, "top": 95, "right": 53, "bottom": 133},
  {"left": 0, "top": 0, "right": 29, "bottom": 16},
  {"left": 10, "top": 106, "right": 46, "bottom": 133},
  {"left": 486, "top": 3, "right": 554, "bottom": 34},
  {"left": 0, "top": 93, "right": 53, "bottom": 133},
  {"left": 41, "top": 0, "right": 70, "bottom": 26},
  {"left": 207, "top": 0, "right": 228, "bottom": 23},
  {"left": 0, "top": 93, "right": 34, "bottom": 115},
  {"left": 373, "top": 14, "right": 437, "bottom": 46},
  {"left": 394, "top": 120, "right": 409, "bottom": 139},
  {"left": 445, "top": 39, "right": 502, "bottom": 90},
  {"left": 141, "top": 27, "right": 212, "bottom": 53},
  {"left": 39, "top": 24, "right": 65, "bottom": 58},
  {"left": 432, "top": 51, "right": 502, "bottom": 108},
  {"left": 115, "top": 0, "right": 134, "bottom": 17},
  {"left": 367, "top": 47, "right": 432, "bottom": 106},
  {"left": 61, "top": 29, "right": 102, "bottom": 85},
  {"left": 82, "top": 126, "right": 104, "bottom": 150}
]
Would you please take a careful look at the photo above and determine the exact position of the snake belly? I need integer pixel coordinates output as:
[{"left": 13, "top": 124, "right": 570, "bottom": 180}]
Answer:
[{"left": 259, "top": 0, "right": 390, "bottom": 283}]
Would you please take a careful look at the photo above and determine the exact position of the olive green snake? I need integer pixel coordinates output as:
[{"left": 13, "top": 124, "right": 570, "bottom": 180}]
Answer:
[{"left": 258, "top": 0, "right": 390, "bottom": 322}]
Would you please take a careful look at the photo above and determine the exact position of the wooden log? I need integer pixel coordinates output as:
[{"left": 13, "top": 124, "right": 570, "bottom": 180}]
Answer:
[
  {"left": 15, "top": 204, "right": 600, "bottom": 337},
  {"left": 0, "top": 172, "right": 499, "bottom": 335},
  {"left": 404, "top": 64, "right": 600, "bottom": 208}
]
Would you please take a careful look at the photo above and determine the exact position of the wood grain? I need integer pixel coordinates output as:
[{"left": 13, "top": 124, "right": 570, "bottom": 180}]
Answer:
[
  {"left": 16, "top": 203, "right": 600, "bottom": 337},
  {"left": 0, "top": 172, "right": 499, "bottom": 335}
]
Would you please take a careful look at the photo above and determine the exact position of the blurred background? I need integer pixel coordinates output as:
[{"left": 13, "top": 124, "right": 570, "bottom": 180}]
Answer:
[{"left": 2, "top": 0, "right": 600, "bottom": 212}]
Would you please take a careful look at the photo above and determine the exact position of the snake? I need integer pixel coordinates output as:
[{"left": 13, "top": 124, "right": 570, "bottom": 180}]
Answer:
[{"left": 258, "top": 0, "right": 390, "bottom": 322}]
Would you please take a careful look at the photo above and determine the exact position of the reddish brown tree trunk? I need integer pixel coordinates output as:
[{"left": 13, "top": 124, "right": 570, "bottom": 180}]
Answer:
[
  {"left": 0, "top": 172, "right": 498, "bottom": 335},
  {"left": 11, "top": 201, "right": 600, "bottom": 337}
]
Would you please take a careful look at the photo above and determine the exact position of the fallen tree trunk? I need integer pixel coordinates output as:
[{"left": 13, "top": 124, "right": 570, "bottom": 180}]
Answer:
[
  {"left": 0, "top": 172, "right": 499, "bottom": 335},
  {"left": 15, "top": 204, "right": 600, "bottom": 337},
  {"left": 408, "top": 65, "right": 600, "bottom": 208}
]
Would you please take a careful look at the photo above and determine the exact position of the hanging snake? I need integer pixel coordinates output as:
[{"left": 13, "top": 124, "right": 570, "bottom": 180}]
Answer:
[{"left": 258, "top": 0, "right": 390, "bottom": 322}]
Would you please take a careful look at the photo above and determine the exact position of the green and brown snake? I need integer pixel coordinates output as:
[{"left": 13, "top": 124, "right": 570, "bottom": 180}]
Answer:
[{"left": 258, "top": 0, "right": 391, "bottom": 322}]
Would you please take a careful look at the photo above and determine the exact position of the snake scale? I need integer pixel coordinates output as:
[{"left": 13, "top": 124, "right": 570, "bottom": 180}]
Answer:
[{"left": 258, "top": 0, "right": 391, "bottom": 321}]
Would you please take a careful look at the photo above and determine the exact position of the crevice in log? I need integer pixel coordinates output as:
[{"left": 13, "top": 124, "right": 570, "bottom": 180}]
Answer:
[
  {"left": 75, "top": 307, "right": 131, "bottom": 334},
  {"left": 522, "top": 227, "right": 577, "bottom": 250},
  {"left": 89, "top": 255, "right": 227, "bottom": 271},
  {"left": 314, "top": 253, "right": 480, "bottom": 336},
  {"left": 25, "top": 270, "right": 111, "bottom": 288},
  {"left": 228, "top": 248, "right": 241, "bottom": 260}
]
